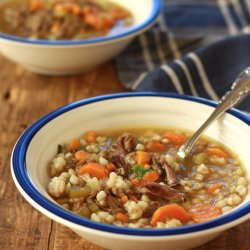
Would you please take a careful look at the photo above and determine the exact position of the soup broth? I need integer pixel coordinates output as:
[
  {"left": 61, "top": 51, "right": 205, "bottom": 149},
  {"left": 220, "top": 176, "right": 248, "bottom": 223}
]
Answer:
[{"left": 46, "top": 127, "right": 249, "bottom": 228}]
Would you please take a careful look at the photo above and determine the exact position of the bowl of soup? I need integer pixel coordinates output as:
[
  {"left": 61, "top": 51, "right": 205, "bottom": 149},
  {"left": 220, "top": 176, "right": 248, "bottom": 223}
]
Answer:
[
  {"left": 11, "top": 93, "right": 249, "bottom": 250},
  {"left": 0, "top": 0, "right": 161, "bottom": 75}
]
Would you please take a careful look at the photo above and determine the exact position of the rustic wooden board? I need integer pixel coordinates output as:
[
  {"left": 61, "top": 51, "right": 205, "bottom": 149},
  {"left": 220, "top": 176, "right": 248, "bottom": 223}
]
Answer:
[{"left": 0, "top": 55, "right": 249, "bottom": 250}]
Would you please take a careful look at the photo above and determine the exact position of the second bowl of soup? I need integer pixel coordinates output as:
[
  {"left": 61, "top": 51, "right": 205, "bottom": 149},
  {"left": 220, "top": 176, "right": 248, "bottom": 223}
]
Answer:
[{"left": 0, "top": 0, "right": 161, "bottom": 75}]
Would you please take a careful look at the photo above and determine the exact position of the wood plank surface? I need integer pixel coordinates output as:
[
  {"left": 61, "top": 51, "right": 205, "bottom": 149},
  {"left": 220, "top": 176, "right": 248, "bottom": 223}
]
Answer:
[{"left": 0, "top": 55, "right": 249, "bottom": 250}]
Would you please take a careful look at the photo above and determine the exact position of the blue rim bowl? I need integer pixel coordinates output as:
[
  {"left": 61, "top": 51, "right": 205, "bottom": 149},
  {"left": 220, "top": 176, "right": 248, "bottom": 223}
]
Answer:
[
  {"left": 0, "top": 0, "right": 162, "bottom": 46},
  {"left": 11, "top": 92, "right": 250, "bottom": 236}
]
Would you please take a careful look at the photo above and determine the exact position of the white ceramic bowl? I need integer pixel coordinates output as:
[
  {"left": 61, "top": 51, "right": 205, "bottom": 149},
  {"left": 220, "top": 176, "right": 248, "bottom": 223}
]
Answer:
[
  {"left": 11, "top": 93, "right": 250, "bottom": 250},
  {"left": 0, "top": 0, "right": 161, "bottom": 75}
]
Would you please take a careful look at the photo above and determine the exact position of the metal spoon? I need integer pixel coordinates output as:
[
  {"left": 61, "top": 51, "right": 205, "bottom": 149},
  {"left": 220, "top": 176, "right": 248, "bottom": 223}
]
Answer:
[{"left": 177, "top": 67, "right": 250, "bottom": 160}]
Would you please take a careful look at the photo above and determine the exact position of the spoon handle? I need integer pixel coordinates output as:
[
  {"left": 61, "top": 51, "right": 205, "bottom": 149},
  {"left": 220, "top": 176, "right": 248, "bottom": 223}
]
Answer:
[{"left": 177, "top": 67, "right": 250, "bottom": 159}]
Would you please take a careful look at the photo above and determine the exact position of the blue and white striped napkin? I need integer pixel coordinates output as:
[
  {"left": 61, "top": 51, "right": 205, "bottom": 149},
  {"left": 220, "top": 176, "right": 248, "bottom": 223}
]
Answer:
[{"left": 116, "top": 0, "right": 250, "bottom": 112}]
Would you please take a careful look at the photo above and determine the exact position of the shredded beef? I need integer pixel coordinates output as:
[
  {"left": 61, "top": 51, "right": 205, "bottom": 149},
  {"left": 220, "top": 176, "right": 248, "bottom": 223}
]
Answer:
[
  {"left": 106, "top": 195, "right": 123, "bottom": 213},
  {"left": 65, "top": 156, "right": 77, "bottom": 170},
  {"left": 126, "top": 187, "right": 144, "bottom": 199},
  {"left": 104, "top": 134, "right": 136, "bottom": 177},
  {"left": 109, "top": 133, "right": 136, "bottom": 155},
  {"left": 151, "top": 153, "right": 165, "bottom": 175},
  {"left": 26, "top": 11, "right": 54, "bottom": 36},
  {"left": 71, "top": 198, "right": 85, "bottom": 211},
  {"left": 142, "top": 206, "right": 158, "bottom": 218},
  {"left": 125, "top": 152, "right": 136, "bottom": 167},
  {"left": 141, "top": 182, "right": 185, "bottom": 202},
  {"left": 4, "top": 6, "right": 28, "bottom": 29},
  {"left": 162, "top": 162, "right": 179, "bottom": 187},
  {"left": 121, "top": 134, "right": 136, "bottom": 153},
  {"left": 151, "top": 153, "right": 178, "bottom": 186}
]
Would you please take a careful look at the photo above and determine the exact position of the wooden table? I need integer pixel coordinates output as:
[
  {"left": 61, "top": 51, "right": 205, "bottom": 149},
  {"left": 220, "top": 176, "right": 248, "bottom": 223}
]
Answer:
[{"left": 0, "top": 55, "right": 249, "bottom": 250}]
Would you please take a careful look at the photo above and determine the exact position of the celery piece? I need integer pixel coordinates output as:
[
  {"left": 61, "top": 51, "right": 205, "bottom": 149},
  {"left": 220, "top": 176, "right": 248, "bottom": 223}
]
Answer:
[
  {"left": 88, "top": 203, "right": 99, "bottom": 213},
  {"left": 194, "top": 152, "right": 208, "bottom": 164},
  {"left": 69, "top": 185, "right": 91, "bottom": 198},
  {"left": 56, "top": 197, "right": 69, "bottom": 205},
  {"left": 76, "top": 207, "right": 91, "bottom": 218}
]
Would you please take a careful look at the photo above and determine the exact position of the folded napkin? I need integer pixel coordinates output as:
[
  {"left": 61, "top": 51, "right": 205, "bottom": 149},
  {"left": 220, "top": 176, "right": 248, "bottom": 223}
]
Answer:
[{"left": 116, "top": 0, "right": 250, "bottom": 112}]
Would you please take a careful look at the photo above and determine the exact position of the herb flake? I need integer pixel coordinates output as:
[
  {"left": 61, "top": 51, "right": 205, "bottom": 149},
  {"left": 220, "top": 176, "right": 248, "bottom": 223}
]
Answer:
[
  {"left": 132, "top": 164, "right": 151, "bottom": 179},
  {"left": 57, "top": 144, "right": 63, "bottom": 154}
]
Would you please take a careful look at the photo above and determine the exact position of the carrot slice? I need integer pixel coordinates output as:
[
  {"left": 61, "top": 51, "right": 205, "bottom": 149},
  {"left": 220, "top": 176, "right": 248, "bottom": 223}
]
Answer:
[
  {"left": 77, "top": 162, "right": 108, "bottom": 179},
  {"left": 144, "top": 164, "right": 151, "bottom": 169},
  {"left": 84, "top": 14, "right": 102, "bottom": 29},
  {"left": 131, "top": 178, "right": 139, "bottom": 186},
  {"left": 85, "top": 130, "right": 97, "bottom": 144},
  {"left": 64, "top": 2, "right": 77, "bottom": 12},
  {"left": 69, "top": 139, "right": 81, "bottom": 150},
  {"left": 207, "top": 183, "right": 221, "bottom": 194},
  {"left": 30, "top": 0, "right": 44, "bottom": 11},
  {"left": 130, "top": 178, "right": 146, "bottom": 187},
  {"left": 74, "top": 150, "right": 90, "bottom": 162},
  {"left": 120, "top": 195, "right": 129, "bottom": 204},
  {"left": 71, "top": 3, "right": 81, "bottom": 15},
  {"left": 142, "top": 171, "right": 159, "bottom": 182},
  {"left": 82, "top": 5, "right": 91, "bottom": 15},
  {"left": 189, "top": 204, "right": 221, "bottom": 223},
  {"left": 206, "top": 147, "right": 228, "bottom": 158},
  {"left": 163, "top": 132, "right": 186, "bottom": 146},
  {"left": 146, "top": 141, "right": 166, "bottom": 152},
  {"left": 135, "top": 151, "right": 150, "bottom": 165},
  {"left": 115, "top": 212, "right": 129, "bottom": 223},
  {"left": 106, "top": 163, "right": 116, "bottom": 171},
  {"left": 54, "top": 4, "right": 64, "bottom": 13},
  {"left": 50, "top": 23, "right": 60, "bottom": 34},
  {"left": 151, "top": 204, "right": 190, "bottom": 226}
]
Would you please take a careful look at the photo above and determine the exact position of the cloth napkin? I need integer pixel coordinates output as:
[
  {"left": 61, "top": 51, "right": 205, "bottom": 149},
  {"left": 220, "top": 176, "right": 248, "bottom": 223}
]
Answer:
[{"left": 116, "top": 0, "right": 250, "bottom": 112}]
